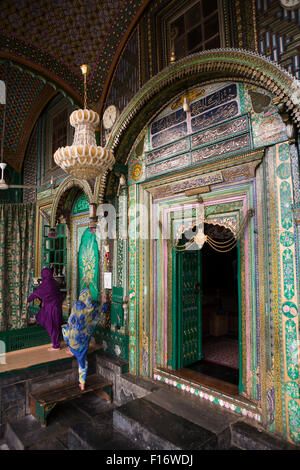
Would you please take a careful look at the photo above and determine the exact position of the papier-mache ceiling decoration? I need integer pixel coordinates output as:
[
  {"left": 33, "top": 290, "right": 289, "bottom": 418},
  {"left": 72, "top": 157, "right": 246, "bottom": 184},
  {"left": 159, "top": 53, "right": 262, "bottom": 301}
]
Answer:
[
  {"left": 0, "top": 0, "right": 146, "bottom": 103},
  {"left": 0, "top": 60, "right": 57, "bottom": 172},
  {"left": 0, "top": 0, "right": 147, "bottom": 171}
]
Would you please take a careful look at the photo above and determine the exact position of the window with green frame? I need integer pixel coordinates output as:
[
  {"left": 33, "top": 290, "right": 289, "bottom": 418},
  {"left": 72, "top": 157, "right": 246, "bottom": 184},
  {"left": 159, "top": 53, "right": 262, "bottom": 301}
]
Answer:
[{"left": 42, "top": 223, "right": 67, "bottom": 275}]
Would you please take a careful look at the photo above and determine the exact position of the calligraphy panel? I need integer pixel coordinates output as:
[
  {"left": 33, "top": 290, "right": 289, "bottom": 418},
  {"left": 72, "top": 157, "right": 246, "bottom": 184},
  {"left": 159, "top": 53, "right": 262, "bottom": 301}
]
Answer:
[
  {"left": 190, "top": 84, "right": 238, "bottom": 117},
  {"left": 191, "top": 101, "right": 239, "bottom": 132},
  {"left": 151, "top": 108, "right": 186, "bottom": 135},
  {"left": 192, "top": 134, "right": 250, "bottom": 163},
  {"left": 146, "top": 138, "right": 189, "bottom": 164},
  {"left": 151, "top": 122, "right": 188, "bottom": 148},
  {"left": 191, "top": 115, "right": 248, "bottom": 149},
  {"left": 146, "top": 153, "right": 191, "bottom": 178}
]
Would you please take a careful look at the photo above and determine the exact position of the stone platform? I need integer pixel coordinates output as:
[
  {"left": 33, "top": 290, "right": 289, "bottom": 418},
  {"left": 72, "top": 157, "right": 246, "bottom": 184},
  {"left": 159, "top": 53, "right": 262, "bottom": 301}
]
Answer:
[{"left": 1, "top": 351, "right": 299, "bottom": 450}]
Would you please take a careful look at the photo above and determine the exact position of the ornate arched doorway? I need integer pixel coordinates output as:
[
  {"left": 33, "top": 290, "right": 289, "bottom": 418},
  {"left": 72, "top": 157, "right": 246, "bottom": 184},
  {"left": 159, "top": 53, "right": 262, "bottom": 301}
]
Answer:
[
  {"left": 173, "top": 222, "right": 240, "bottom": 390},
  {"left": 104, "top": 50, "right": 300, "bottom": 443}
]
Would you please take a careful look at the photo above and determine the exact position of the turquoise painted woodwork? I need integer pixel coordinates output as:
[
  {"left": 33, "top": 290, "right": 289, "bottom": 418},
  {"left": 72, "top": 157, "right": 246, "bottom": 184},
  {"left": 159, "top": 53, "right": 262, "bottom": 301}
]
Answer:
[
  {"left": 282, "top": 249, "right": 295, "bottom": 300},
  {"left": 175, "top": 248, "right": 202, "bottom": 368},
  {"left": 285, "top": 319, "right": 299, "bottom": 380},
  {"left": 280, "top": 181, "right": 293, "bottom": 230},
  {"left": 73, "top": 193, "right": 89, "bottom": 214},
  {"left": 282, "top": 301, "right": 298, "bottom": 319},
  {"left": 111, "top": 286, "right": 124, "bottom": 328},
  {"left": 285, "top": 382, "right": 300, "bottom": 399},
  {"left": 288, "top": 399, "right": 300, "bottom": 444},
  {"left": 42, "top": 223, "right": 67, "bottom": 270},
  {"left": 277, "top": 163, "right": 290, "bottom": 180},
  {"left": 78, "top": 228, "right": 99, "bottom": 301},
  {"left": 280, "top": 231, "right": 295, "bottom": 247}
]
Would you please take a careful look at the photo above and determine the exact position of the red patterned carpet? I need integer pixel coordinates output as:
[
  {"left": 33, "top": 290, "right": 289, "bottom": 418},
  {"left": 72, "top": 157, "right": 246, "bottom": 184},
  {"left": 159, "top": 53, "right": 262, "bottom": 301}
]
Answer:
[{"left": 202, "top": 337, "right": 239, "bottom": 370}]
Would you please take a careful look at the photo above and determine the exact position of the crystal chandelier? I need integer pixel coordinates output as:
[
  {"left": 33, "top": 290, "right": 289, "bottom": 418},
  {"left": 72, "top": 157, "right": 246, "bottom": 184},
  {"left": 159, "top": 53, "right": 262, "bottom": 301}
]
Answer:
[{"left": 53, "top": 65, "right": 115, "bottom": 180}]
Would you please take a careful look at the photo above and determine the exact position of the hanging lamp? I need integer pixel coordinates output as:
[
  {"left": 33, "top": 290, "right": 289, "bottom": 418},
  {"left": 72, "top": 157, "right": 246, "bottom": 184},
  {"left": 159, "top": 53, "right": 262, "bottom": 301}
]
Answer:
[{"left": 53, "top": 64, "right": 115, "bottom": 180}]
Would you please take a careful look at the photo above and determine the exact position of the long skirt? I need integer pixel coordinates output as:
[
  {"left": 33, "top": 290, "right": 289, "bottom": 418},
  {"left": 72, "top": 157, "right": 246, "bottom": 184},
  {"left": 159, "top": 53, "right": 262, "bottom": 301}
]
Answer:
[
  {"left": 37, "top": 305, "right": 62, "bottom": 349},
  {"left": 69, "top": 343, "right": 89, "bottom": 384}
]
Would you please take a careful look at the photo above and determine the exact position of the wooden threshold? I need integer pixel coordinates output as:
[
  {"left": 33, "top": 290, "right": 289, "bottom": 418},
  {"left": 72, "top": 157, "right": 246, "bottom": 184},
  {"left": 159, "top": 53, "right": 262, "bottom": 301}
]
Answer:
[
  {"left": 176, "top": 367, "right": 239, "bottom": 396},
  {"left": 157, "top": 366, "right": 239, "bottom": 396}
]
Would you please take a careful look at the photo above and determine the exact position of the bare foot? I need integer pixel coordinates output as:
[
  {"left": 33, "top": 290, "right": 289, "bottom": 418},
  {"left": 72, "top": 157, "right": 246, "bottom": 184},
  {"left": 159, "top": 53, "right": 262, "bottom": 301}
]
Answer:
[
  {"left": 65, "top": 349, "right": 73, "bottom": 356},
  {"left": 79, "top": 383, "right": 85, "bottom": 391},
  {"left": 48, "top": 347, "right": 60, "bottom": 351}
]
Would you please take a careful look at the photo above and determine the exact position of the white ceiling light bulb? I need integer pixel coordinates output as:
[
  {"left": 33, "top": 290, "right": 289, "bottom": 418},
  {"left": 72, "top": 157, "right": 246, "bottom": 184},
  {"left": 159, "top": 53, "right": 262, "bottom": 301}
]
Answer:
[{"left": 0, "top": 162, "right": 8, "bottom": 190}]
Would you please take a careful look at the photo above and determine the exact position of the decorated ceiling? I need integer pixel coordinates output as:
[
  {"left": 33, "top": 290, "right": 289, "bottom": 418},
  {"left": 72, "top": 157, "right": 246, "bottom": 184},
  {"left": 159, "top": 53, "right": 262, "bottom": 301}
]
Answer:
[
  {"left": 0, "top": 0, "right": 147, "bottom": 102},
  {"left": 0, "top": 0, "right": 147, "bottom": 171}
]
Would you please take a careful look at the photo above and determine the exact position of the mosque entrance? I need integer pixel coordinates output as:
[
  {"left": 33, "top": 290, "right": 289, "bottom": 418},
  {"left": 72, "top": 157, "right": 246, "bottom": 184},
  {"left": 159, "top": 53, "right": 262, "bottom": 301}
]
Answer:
[{"left": 174, "top": 223, "right": 240, "bottom": 392}]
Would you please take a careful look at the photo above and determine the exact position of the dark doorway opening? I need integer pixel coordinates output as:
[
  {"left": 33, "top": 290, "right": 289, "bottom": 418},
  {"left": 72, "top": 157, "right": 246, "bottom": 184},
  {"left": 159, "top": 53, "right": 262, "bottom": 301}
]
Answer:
[{"left": 187, "top": 224, "right": 239, "bottom": 386}]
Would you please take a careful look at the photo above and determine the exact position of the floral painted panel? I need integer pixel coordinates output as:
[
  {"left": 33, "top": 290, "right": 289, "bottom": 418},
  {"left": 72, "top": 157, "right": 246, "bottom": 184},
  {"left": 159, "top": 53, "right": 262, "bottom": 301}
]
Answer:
[
  {"left": 288, "top": 400, "right": 300, "bottom": 444},
  {"left": 282, "top": 249, "right": 295, "bottom": 300},
  {"left": 280, "top": 182, "right": 293, "bottom": 230},
  {"left": 78, "top": 228, "right": 99, "bottom": 301},
  {"left": 285, "top": 319, "right": 299, "bottom": 380}
]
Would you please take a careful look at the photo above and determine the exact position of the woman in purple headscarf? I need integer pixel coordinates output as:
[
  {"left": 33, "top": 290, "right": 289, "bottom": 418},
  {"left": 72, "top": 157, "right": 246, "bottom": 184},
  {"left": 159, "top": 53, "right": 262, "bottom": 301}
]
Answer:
[{"left": 27, "top": 267, "right": 63, "bottom": 351}]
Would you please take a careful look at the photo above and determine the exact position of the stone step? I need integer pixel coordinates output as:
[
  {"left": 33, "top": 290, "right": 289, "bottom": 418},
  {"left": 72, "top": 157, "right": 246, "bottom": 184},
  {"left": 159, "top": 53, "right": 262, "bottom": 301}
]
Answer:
[
  {"left": 68, "top": 420, "right": 141, "bottom": 450},
  {"left": 143, "top": 387, "right": 238, "bottom": 449},
  {"left": 113, "top": 397, "right": 218, "bottom": 450},
  {"left": 5, "top": 414, "right": 67, "bottom": 450},
  {"left": 96, "top": 353, "right": 159, "bottom": 406},
  {"left": 230, "top": 421, "right": 299, "bottom": 450},
  {"left": 115, "top": 373, "right": 160, "bottom": 405},
  {"left": 96, "top": 353, "right": 129, "bottom": 377}
]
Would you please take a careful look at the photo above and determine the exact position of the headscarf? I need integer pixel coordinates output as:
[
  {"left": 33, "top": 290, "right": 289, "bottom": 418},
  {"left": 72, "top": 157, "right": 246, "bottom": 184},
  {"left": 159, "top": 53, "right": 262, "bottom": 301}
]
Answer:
[
  {"left": 63, "top": 287, "right": 101, "bottom": 352},
  {"left": 27, "top": 267, "right": 62, "bottom": 306}
]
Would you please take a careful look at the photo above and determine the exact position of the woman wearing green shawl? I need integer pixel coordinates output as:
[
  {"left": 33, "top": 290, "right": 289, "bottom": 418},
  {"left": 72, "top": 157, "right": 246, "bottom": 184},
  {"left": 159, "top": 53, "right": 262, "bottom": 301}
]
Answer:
[{"left": 62, "top": 287, "right": 106, "bottom": 390}]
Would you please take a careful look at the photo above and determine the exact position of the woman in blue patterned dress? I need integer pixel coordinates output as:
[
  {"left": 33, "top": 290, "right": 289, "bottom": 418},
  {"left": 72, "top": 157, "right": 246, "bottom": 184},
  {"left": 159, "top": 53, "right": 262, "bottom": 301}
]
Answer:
[{"left": 62, "top": 287, "right": 106, "bottom": 390}]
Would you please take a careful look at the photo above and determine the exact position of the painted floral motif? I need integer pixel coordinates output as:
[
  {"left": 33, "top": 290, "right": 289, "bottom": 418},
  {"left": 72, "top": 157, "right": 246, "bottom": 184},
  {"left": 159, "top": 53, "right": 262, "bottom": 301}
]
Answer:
[
  {"left": 282, "top": 249, "right": 295, "bottom": 300},
  {"left": 280, "top": 231, "right": 295, "bottom": 247},
  {"left": 80, "top": 240, "right": 97, "bottom": 292},
  {"left": 282, "top": 301, "right": 298, "bottom": 318},
  {"left": 279, "top": 143, "right": 290, "bottom": 161},
  {"left": 285, "top": 381, "right": 300, "bottom": 399},
  {"left": 285, "top": 320, "right": 299, "bottom": 380},
  {"left": 288, "top": 400, "right": 300, "bottom": 444},
  {"left": 280, "top": 182, "right": 293, "bottom": 230}
]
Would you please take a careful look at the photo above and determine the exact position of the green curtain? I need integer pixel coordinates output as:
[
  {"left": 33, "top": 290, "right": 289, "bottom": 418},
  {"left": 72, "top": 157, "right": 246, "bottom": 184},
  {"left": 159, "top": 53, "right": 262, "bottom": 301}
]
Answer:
[{"left": 0, "top": 203, "right": 36, "bottom": 330}]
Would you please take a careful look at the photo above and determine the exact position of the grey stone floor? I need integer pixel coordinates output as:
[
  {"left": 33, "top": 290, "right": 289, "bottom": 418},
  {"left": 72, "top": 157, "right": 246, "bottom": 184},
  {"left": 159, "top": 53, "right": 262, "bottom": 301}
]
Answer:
[
  {"left": 1, "top": 381, "right": 299, "bottom": 451},
  {"left": 3, "top": 392, "right": 116, "bottom": 450}
]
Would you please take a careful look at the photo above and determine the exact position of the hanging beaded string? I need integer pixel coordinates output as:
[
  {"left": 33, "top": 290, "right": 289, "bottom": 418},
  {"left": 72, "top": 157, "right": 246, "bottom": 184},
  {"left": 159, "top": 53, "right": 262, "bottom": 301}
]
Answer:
[{"left": 173, "top": 209, "right": 254, "bottom": 253}]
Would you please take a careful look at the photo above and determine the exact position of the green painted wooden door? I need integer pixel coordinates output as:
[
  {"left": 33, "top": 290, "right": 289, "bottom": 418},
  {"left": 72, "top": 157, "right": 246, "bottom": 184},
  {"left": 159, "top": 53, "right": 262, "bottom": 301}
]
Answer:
[
  {"left": 78, "top": 228, "right": 99, "bottom": 301},
  {"left": 176, "top": 249, "right": 202, "bottom": 368}
]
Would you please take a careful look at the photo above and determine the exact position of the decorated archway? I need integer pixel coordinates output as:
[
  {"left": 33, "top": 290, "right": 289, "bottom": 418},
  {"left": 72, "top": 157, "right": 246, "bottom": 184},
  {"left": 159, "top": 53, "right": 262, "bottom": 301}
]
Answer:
[
  {"left": 106, "top": 49, "right": 300, "bottom": 161},
  {"left": 105, "top": 51, "right": 300, "bottom": 445},
  {"left": 49, "top": 175, "right": 94, "bottom": 230}
]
